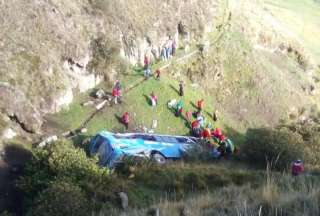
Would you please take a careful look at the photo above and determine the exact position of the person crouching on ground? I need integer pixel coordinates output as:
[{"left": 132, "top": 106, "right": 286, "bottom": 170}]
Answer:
[
  {"left": 150, "top": 91, "right": 158, "bottom": 107},
  {"left": 122, "top": 112, "right": 130, "bottom": 130}
]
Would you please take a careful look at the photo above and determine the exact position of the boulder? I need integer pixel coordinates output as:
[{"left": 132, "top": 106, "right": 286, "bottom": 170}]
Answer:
[{"left": 118, "top": 192, "right": 128, "bottom": 210}]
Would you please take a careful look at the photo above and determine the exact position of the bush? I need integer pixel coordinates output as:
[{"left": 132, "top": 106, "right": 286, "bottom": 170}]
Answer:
[
  {"left": 29, "top": 179, "right": 90, "bottom": 216},
  {"left": 278, "top": 123, "right": 320, "bottom": 167},
  {"left": 18, "top": 140, "right": 114, "bottom": 212},
  {"left": 243, "top": 128, "right": 304, "bottom": 170}
]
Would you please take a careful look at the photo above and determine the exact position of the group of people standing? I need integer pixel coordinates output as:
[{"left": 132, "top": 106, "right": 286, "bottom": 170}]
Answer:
[{"left": 161, "top": 36, "right": 176, "bottom": 61}]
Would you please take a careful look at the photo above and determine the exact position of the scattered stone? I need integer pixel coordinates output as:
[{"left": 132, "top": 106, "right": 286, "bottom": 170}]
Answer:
[
  {"left": 2, "top": 128, "right": 17, "bottom": 140},
  {"left": 147, "top": 208, "right": 160, "bottom": 216},
  {"left": 82, "top": 101, "right": 95, "bottom": 107},
  {"left": 299, "top": 115, "right": 307, "bottom": 124},
  {"left": 95, "top": 89, "right": 106, "bottom": 99},
  {"left": 62, "top": 131, "right": 72, "bottom": 137},
  {"left": 80, "top": 128, "right": 88, "bottom": 133},
  {"left": 38, "top": 135, "right": 58, "bottom": 148},
  {"left": 96, "top": 100, "right": 108, "bottom": 110},
  {"left": 180, "top": 206, "right": 190, "bottom": 216},
  {"left": 118, "top": 192, "right": 129, "bottom": 210},
  {"left": 310, "top": 85, "right": 316, "bottom": 95},
  {"left": 152, "top": 119, "right": 157, "bottom": 129}
]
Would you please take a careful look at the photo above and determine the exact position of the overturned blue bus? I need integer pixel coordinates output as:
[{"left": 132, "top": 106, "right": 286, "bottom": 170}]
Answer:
[{"left": 89, "top": 131, "right": 199, "bottom": 167}]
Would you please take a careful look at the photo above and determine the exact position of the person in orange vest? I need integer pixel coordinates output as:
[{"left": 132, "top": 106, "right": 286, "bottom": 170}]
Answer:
[
  {"left": 291, "top": 159, "right": 304, "bottom": 176},
  {"left": 197, "top": 99, "right": 204, "bottom": 112},
  {"left": 122, "top": 112, "right": 130, "bottom": 130}
]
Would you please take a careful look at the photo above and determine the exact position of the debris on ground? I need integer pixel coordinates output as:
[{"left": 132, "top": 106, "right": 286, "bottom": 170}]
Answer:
[
  {"left": 95, "top": 89, "right": 106, "bottom": 99},
  {"left": 82, "top": 101, "right": 95, "bottom": 107},
  {"left": 2, "top": 128, "right": 17, "bottom": 140},
  {"left": 62, "top": 131, "right": 72, "bottom": 137},
  {"left": 152, "top": 119, "right": 158, "bottom": 129},
  {"left": 96, "top": 100, "right": 108, "bottom": 110},
  {"left": 38, "top": 135, "right": 58, "bottom": 148},
  {"left": 80, "top": 128, "right": 88, "bottom": 133}
]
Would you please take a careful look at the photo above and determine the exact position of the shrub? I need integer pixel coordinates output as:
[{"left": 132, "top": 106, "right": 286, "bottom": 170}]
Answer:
[
  {"left": 278, "top": 123, "right": 320, "bottom": 167},
  {"left": 242, "top": 128, "right": 304, "bottom": 170},
  {"left": 29, "top": 179, "right": 90, "bottom": 216},
  {"left": 18, "top": 140, "right": 112, "bottom": 212}
]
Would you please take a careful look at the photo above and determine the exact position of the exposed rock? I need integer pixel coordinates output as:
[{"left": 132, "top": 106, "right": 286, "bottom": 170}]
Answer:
[
  {"left": 38, "top": 135, "right": 58, "bottom": 148},
  {"left": 0, "top": 83, "right": 42, "bottom": 133},
  {"left": 2, "top": 128, "right": 17, "bottom": 140},
  {"left": 95, "top": 89, "right": 106, "bottom": 99},
  {"left": 180, "top": 206, "right": 190, "bottom": 216},
  {"left": 80, "top": 128, "right": 88, "bottom": 133},
  {"left": 118, "top": 192, "right": 128, "bottom": 210},
  {"left": 147, "top": 208, "right": 160, "bottom": 216},
  {"left": 52, "top": 88, "right": 74, "bottom": 112}
]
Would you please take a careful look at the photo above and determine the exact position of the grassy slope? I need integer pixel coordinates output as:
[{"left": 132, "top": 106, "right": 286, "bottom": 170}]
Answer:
[
  {"left": 45, "top": 0, "right": 320, "bottom": 146},
  {"left": 44, "top": 1, "right": 230, "bottom": 141},
  {"left": 264, "top": 0, "right": 320, "bottom": 64}
]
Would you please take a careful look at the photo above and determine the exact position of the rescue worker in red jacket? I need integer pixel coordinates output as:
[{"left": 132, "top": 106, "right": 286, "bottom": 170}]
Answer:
[
  {"left": 291, "top": 159, "right": 304, "bottom": 176},
  {"left": 191, "top": 120, "right": 201, "bottom": 137}
]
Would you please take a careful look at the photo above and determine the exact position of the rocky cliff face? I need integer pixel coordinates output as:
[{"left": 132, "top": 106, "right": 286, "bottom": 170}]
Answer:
[{"left": 0, "top": 0, "right": 217, "bottom": 136}]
